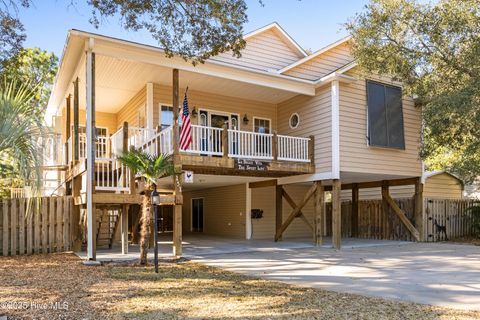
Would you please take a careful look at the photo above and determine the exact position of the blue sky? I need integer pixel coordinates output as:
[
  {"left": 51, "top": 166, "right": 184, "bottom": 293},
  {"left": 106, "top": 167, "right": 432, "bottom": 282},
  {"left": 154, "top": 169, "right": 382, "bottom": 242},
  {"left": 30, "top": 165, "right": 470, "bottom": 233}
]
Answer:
[{"left": 20, "top": 0, "right": 369, "bottom": 58}]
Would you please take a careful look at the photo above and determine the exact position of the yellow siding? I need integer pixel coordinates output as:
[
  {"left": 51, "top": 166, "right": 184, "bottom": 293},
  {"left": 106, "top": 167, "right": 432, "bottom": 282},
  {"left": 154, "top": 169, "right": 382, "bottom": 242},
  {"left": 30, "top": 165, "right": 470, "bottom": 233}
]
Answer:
[
  {"left": 340, "top": 173, "right": 463, "bottom": 200},
  {"left": 284, "top": 42, "right": 353, "bottom": 80},
  {"left": 116, "top": 86, "right": 146, "bottom": 128},
  {"left": 341, "top": 186, "right": 414, "bottom": 201},
  {"left": 153, "top": 84, "right": 277, "bottom": 131},
  {"left": 424, "top": 174, "right": 463, "bottom": 199},
  {"left": 60, "top": 107, "right": 117, "bottom": 141},
  {"left": 277, "top": 85, "right": 332, "bottom": 173},
  {"left": 251, "top": 184, "right": 314, "bottom": 239},
  {"left": 339, "top": 69, "right": 422, "bottom": 176},
  {"left": 182, "top": 184, "right": 246, "bottom": 238},
  {"left": 210, "top": 29, "right": 303, "bottom": 72}
]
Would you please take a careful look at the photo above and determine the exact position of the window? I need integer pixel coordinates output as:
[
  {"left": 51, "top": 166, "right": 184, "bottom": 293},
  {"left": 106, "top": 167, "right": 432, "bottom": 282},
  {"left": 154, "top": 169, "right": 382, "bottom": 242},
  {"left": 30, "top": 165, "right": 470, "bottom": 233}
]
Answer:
[
  {"left": 366, "top": 81, "right": 405, "bottom": 149},
  {"left": 159, "top": 105, "right": 173, "bottom": 130},
  {"left": 289, "top": 113, "right": 300, "bottom": 129},
  {"left": 77, "top": 126, "right": 107, "bottom": 137},
  {"left": 74, "top": 126, "right": 108, "bottom": 158},
  {"left": 253, "top": 118, "right": 271, "bottom": 134}
]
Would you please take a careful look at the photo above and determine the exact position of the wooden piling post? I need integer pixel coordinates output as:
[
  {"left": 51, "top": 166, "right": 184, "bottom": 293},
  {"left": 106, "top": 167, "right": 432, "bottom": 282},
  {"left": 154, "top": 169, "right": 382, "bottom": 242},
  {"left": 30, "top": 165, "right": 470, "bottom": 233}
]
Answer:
[
  {"left": 332, "top": 179, "right": 341, "bottom": 249},
  {"left": 414, "top": 177, "right": 424, "bottom": 241},
  {"left": 351, "top": 183, "right": 359, "bottom": 237},
  {"left": 172, "top": 68, "right": 182, "bottom": 257},
  {"left": 222, "top": 123, "right": 228, "bottom": 158},
  {"left": 272, "top": 131, "right": 278, "bottom": 161},
  {"left": 73, "top": 78, "right": 79, "bottom": 163},
  {"left": 314, "top": 181, "right": 324, "bottom": 246},
  {"left": 275, "top": 184, "right": 283, "bottom": 241}
]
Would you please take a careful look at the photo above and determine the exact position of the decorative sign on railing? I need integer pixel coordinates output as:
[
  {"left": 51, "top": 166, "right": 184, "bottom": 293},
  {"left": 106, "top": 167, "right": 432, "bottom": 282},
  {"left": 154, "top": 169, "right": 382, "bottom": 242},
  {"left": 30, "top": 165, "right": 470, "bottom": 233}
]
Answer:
[{"left": 234, "top": 159, "right": 268, "bottom": 171}]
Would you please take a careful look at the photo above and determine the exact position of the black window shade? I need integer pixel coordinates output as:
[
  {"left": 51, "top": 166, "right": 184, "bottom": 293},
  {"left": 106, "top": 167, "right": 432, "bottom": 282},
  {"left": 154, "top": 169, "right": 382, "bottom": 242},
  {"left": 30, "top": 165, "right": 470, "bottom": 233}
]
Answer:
[{"left": 367, "top": 81, "right": 405, "bottom": 149}]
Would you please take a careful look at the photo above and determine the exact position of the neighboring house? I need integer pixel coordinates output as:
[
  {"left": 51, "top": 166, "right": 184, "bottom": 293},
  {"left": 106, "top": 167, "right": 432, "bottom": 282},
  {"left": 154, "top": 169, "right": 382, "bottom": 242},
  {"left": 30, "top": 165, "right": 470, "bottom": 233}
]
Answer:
[{"left": 46, "top": 22, "right": 425, "bottom": 259}]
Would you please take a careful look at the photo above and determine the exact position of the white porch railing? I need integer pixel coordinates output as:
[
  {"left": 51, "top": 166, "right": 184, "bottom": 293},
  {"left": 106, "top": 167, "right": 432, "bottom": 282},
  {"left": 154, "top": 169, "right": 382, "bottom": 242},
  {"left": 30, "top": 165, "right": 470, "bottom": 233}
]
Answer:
[
  {"left": 110, "top": 128, "right": 124, "bottom": 156},
  {"left": 181, "top": 125, "right": 223, "bottom": 156},
  {"left": 94, "top": 158, "right": 130, "bottom": 192},
  {"left": 277, "top": 135, "right": 310, "bottom": 162},
  {"left": 228, "top": 129, "right": 273, "bottom": 160},
  {"left": 128, "top": 127, "right": 156, "bottom": 151}
]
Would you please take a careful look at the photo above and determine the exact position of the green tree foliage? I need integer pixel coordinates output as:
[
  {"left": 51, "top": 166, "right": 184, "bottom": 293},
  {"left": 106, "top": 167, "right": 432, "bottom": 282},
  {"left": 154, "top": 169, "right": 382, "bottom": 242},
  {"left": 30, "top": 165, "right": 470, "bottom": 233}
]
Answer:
[
  {"left": 118, "top": 150, "right": 174, "bottom": 265},
  {"left": 345, "top": 0, "right": 480, "bottom": 182},
  {"left": 1, "top": 48, "right": 58, "bottom": 108},
  {"left": 2, "top": 0, "right": 250, "bottom": 65},
  {"left": 0, "top": 80, "right": 44, "bottom": 198},
  {"left": 0, "top": 0, "right": 31, "bottom": 64},
  {"left": 88, "top": 0, "right": 249, "bottom": 64}
]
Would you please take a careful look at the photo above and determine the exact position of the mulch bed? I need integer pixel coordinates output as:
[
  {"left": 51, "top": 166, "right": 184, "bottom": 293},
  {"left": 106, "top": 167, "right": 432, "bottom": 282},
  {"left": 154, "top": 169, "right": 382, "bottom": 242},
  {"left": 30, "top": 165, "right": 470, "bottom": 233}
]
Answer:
[{"left": 0, "top": 253, "right": 479, "bottom": 319}]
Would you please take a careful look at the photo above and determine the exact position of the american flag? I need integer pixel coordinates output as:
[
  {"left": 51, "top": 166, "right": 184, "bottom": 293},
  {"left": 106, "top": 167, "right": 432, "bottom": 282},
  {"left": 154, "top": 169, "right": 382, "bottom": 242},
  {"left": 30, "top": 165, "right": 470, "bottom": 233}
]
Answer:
[{"left": 179, "top": 91, "right": 192, "bottom": 150}]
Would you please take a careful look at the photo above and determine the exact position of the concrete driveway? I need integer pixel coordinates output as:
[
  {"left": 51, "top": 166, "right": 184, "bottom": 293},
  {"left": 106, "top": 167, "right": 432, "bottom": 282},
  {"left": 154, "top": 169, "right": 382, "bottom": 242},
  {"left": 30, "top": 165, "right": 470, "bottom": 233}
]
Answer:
[{"left": 193, "top": 242, "right": 480, "bottom": 310}]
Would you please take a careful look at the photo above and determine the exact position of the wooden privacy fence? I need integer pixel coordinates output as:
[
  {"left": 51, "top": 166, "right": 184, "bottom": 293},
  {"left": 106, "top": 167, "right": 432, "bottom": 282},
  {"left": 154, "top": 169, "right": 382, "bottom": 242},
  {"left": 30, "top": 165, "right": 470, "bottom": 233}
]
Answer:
[
  {"left": 324, "top": 198, "right": 478, "bottom": 242},
  {"left": 424, "top": 198, "right": 478, "bottom": 242},
  {"left": 0, "top": 196, "right": 74, "bottom": 256},
  {"left": 325, "top": 198, "right": 416, "bottom": 241}
]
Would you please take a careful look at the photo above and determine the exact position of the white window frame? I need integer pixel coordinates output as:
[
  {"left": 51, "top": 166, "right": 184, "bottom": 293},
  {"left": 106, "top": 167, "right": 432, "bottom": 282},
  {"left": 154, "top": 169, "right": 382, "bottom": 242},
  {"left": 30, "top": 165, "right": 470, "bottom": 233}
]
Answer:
[
  {"left": 252, "top": 116, "right": 272, "bottom": 134},
  {"left": 288, "top": 112, "right": 300, "bottom": 129},
  {"left": 158, "top": 103, "right": 174, "bottom": 129}
]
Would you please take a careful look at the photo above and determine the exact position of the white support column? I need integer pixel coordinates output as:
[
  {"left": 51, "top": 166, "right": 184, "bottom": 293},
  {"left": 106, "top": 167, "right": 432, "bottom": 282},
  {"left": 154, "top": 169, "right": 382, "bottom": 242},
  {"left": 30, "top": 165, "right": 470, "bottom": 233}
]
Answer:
[
  {"left": 85, "top": 37, "right": 96, "bottom": 261},
  {"left": 245, "top": 183, "right": 252, "bottom": 239},
  {"left": 146, "top": 83, "right": 154, "bottom": 130},
  {"left": 331, "top": 80, "right": 340, "bottom": 180}
]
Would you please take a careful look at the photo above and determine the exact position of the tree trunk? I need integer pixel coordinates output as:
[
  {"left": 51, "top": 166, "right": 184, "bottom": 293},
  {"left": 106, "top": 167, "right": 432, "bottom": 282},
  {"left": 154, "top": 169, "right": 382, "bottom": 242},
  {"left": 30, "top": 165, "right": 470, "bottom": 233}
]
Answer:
[{"left": 139, "top": 189, "right": 152, "bottom": 265}]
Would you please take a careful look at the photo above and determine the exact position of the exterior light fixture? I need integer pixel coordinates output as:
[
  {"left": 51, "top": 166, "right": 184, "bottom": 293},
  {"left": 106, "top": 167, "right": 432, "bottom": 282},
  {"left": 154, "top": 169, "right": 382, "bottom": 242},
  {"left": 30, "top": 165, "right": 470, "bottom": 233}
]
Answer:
[
  {"left": 151, "top": 190, "right": 160, "bottom": 205},
  {"left": 243, "top": 114, "right": 249, "bottom": 125},
  {"left": 191, "top": 107, "right": 198, "bottom": 117}
]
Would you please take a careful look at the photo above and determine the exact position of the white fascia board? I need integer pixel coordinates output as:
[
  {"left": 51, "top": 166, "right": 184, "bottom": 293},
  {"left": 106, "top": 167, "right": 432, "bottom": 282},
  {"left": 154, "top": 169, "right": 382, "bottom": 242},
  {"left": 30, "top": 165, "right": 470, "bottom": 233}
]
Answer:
[
  {"left": 314, "top": 73, "right": 357, "bottom": 87},
  {"left": 277, "top": 36, "right": 352, "bottom": 74}
]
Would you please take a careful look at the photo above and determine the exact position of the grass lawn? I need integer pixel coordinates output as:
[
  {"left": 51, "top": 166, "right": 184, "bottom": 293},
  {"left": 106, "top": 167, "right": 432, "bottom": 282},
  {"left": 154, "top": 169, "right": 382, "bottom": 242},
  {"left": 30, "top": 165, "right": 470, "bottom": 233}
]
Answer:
[{"left": 0, "top": 253, "right": 478, "bottom": 320}]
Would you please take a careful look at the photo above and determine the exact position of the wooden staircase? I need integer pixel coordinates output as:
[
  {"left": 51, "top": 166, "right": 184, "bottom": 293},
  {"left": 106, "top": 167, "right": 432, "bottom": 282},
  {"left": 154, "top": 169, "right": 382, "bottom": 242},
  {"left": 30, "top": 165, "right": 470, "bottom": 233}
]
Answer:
[{"left": 95, "top": 207, "right": 121, "bottom": 248}]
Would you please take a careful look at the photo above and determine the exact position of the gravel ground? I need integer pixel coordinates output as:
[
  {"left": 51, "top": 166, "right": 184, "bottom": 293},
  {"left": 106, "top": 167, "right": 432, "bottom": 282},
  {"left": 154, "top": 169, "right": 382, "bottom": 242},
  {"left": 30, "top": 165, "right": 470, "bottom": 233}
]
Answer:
[{"left": 0, "top": 253, "right": 479, "bottom": 320}]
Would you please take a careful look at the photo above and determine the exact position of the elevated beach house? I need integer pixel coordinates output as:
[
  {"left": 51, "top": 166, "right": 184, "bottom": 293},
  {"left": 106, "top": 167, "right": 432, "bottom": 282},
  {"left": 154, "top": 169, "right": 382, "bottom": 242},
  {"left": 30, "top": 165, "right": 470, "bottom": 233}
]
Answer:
[{"left": 46, "top": 23, "right": 424, "bottom": 260}]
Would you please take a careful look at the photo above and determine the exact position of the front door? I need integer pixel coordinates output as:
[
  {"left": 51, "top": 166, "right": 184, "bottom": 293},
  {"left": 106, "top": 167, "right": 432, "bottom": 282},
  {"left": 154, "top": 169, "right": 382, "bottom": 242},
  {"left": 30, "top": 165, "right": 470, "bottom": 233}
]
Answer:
[
  {"left": 159, "top": 206, "right": 173, "bottom": 233},
  {"left": 210, "top": 114, "right": 229, "bottom": 154},
  {"left": 192, "top": 198, "right": 204, "bottom": 232}
]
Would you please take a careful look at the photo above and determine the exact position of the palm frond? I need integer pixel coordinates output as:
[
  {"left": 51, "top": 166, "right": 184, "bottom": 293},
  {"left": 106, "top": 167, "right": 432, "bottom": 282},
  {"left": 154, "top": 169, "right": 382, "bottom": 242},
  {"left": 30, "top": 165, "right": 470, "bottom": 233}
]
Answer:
[{"left": 118, "top": 149, "right": 175, "bottom": 186}]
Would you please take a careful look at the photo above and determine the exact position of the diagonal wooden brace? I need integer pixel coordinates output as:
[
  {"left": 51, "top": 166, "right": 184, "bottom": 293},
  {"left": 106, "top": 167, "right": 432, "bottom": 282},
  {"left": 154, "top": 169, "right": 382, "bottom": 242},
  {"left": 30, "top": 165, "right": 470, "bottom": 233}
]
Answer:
[
  {"left": 282, "top": 189, "right": 313, "bottom": 231},
  {"left": 275, "top": 183, "right": 317, "bottom": 241},
  {"left": 382, "top": 187, "right": 420, "bottom": 241}
]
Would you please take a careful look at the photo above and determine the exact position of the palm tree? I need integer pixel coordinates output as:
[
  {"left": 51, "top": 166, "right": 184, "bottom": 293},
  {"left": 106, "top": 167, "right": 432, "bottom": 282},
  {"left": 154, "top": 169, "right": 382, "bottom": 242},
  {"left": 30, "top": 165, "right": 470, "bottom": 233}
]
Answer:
[
  {"left": 118, "top": 149, "right": 174, "bottom": 265},
  {"left": 0, "top": 80, "right": 44, "bottom": 198}
]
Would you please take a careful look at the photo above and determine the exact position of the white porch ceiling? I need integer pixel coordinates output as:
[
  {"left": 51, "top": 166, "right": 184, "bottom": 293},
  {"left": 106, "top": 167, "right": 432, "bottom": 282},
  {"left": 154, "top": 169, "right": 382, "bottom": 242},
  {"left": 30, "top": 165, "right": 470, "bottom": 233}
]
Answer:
[{"left": 75, "top": 54, "right": 298, "bottom": 114}]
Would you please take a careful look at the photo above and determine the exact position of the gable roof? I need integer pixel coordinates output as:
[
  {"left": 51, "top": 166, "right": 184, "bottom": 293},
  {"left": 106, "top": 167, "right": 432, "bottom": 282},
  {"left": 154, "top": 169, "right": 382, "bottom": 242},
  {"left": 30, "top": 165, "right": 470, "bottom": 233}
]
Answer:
[
  {"left": 425, "top": 171, "right": 464, "bottom": 187},
  {"left": 243, "top": 22, "right": 308, "bottom": 58},
  {"left": 277, "top": 35, "right": 352, "bottom": 74}
]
